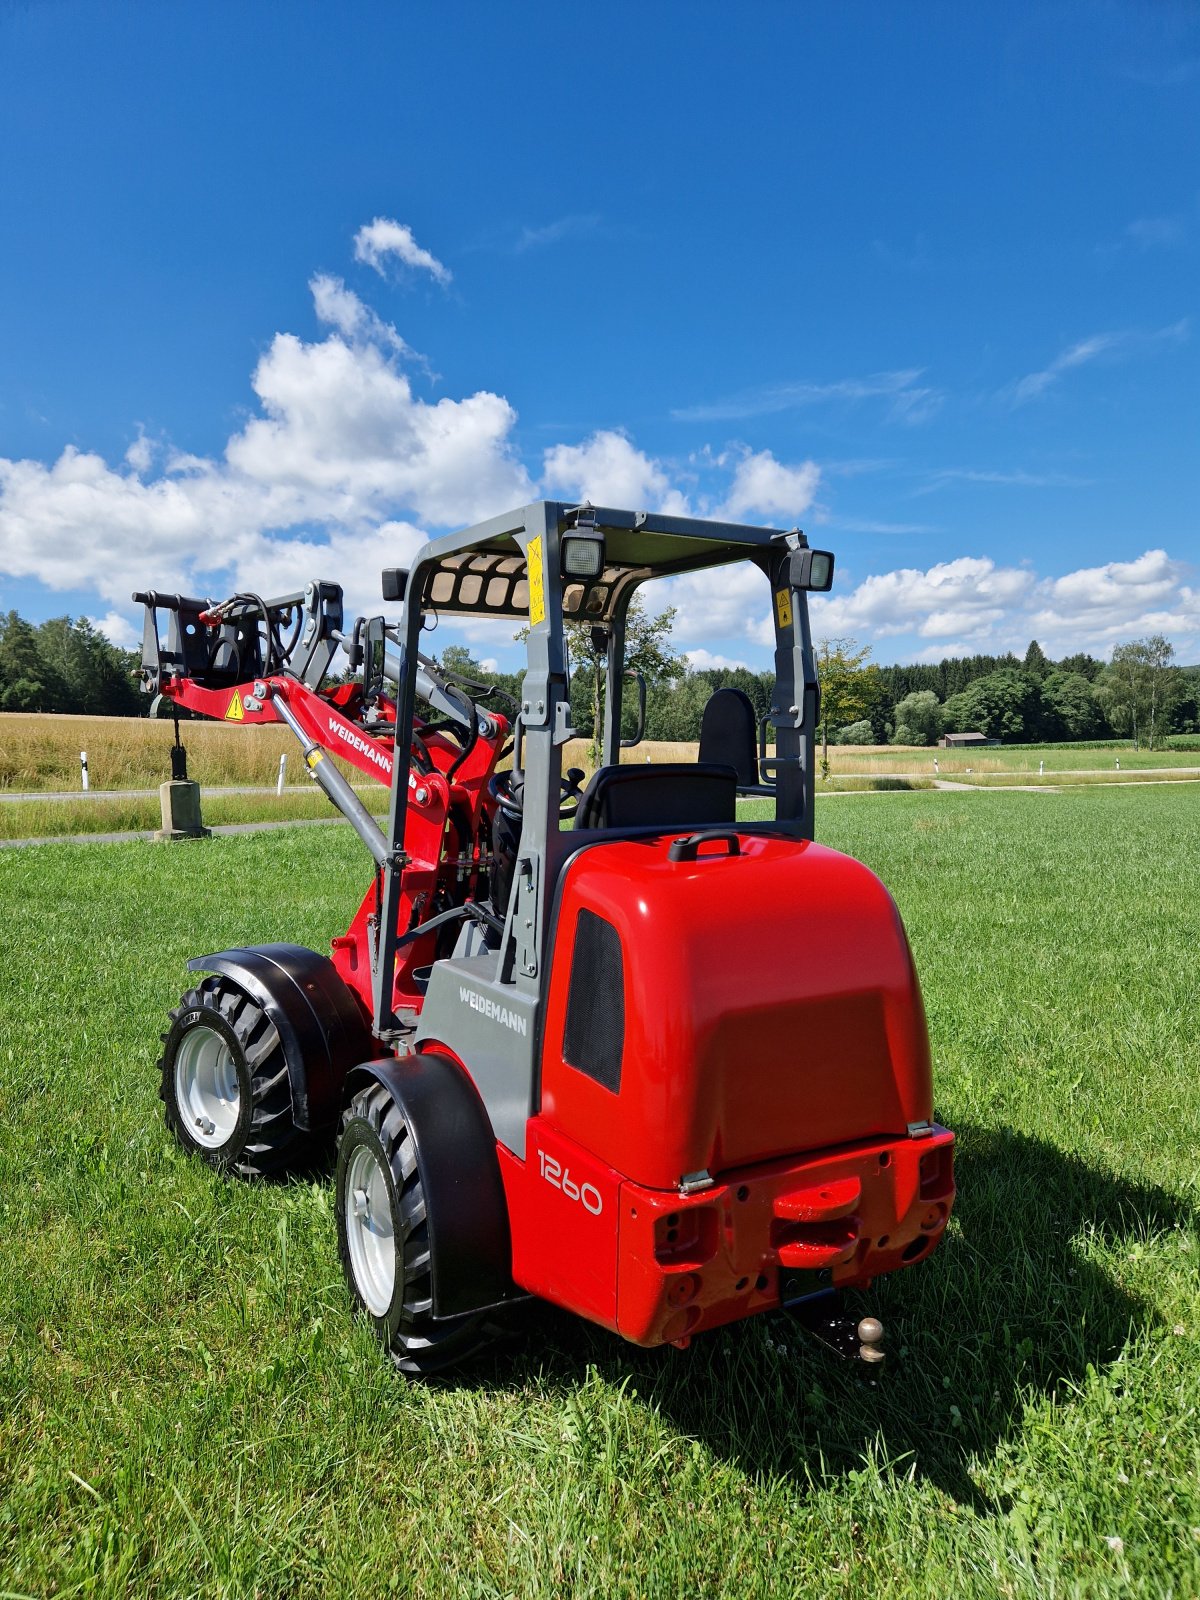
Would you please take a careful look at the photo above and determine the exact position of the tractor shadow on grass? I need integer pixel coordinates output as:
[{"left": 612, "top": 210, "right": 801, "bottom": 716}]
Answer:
[{"left": 477, "top": 1125, "right": 1194, "bottom": 1511}]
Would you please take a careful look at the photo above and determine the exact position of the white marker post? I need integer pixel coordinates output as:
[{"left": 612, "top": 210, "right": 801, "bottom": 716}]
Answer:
[
  {"left": 276, "top": 753, "right": 287, "bottom": 796},
  {"left": 80, "top": 750, "right": 89, "bottom": 791},
  {"left": 1039, "top": 760, "right": 1044, "bottom": 776}
]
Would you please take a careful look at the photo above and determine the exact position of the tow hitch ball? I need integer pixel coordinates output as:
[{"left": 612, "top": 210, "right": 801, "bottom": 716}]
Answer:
[{"left": 789, "top": 1289, "right": 885, "bottom": 1370}]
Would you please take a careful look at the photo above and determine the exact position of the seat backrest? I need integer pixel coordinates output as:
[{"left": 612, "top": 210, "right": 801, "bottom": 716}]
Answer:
[
  {"left": 575, "top": 762, "right": 738, "bottom": 831},
  {"left": 698, "top": 687, "right": 758, "bottom": 787}
]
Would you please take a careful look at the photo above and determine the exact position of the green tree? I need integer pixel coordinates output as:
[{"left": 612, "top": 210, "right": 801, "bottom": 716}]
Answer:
[
  {"left": 815, "top": 638, "right": 877, "bottom": 779},
  {"left": 891, "top": 689, "right": 944, "bottom": 746},
  {"left": 837, "top": 719, "right": 874, "bottom": 745},
  {"left": 1039, "top": 670, "right": 1103, "bottom": 741},
  {"left": 943, "top": 668, "right": 1041, "bottom": 743},
  {"left": 1095, "top": 635, "right": 1179, "bottom": 750},
  {"left": 519, "top": 594, "right": 685, "bottom": 760},
  {"left": 0, "top": 610, "right": 65, "bottom": 711},
  {"left": 1022, "top": 639, "right": 1051, "bottom": 680},
  {"left": 36, "top": 616, "right": 140, "bottom": 716}
]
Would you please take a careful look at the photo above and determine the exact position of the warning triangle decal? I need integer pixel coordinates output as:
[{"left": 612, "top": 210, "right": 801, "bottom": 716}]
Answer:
[{"left": 225, "top": 691, "right": 245, "bottom": 722}]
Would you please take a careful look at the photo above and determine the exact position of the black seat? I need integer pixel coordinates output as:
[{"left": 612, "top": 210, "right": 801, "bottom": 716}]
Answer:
[
  {"left": 574, "top": 762, "right": 737, "bottom": 830},
  {"left": 698, "top": 687, "right": 758, "bottom": 787}
]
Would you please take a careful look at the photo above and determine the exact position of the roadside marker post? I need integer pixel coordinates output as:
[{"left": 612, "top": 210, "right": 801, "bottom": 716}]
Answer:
[
  {"left": 80, "top": 750, "right": 89, "bottom": 791},
  {"left": 276, "top": 753, "right": 287, "bottom": 796}
]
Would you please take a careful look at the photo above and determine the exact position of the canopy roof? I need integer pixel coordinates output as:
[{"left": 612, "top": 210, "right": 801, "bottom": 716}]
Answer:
[{"left": 413, "top": 503, "right": 794, "bottom": 623}]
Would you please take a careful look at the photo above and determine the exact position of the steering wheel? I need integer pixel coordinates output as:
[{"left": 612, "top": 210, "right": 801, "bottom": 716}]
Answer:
[{"left": 489, "top": 767, "right": 586, "bottom": 823}]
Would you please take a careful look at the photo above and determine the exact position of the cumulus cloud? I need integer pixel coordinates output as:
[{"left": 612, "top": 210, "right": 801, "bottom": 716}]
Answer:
[
  {"left": 542, "top": 430, "right": 689, "bottom": 515},
  {"left": 683, "top": 647, "right": 752, "bottom": 671},
  {"left": 1028, "top": 549, "right": 1200, "bottom": 651},
  {"left": 718, "top": 450, "right": 820, "bottom": 523},
  {"left": 0, "top": 271, "right": 532, "bottom": 630},
  {"left": 310, "top": 273, "right": 419, "bottom": 360},
  {"left": 89, "top": 610, "right": 140, "bottom": 649},
  {"left": 353, "top": 218, "right": 451, "bottom": 285},
  {"left": 654, "top": 542, "right": 1199, "bottom": 663}
]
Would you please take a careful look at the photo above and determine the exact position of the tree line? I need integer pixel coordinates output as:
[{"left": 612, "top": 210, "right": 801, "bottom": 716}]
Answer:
[
  {"left": 2, "top": 601, "right": 1196, "bottom": 749},
  {"left": 0, "top": 610, "right": 143, "bottom": 717},
  {"left": 451, "top": 606, "right": 1199, "bottom": 751}
]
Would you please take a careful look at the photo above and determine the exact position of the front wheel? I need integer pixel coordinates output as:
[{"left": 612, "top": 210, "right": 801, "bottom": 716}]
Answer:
[
  {"left": 335, "top": 1082, "right": 488, "bottom": 1376},
  {"left": 159, "top": 975, "right": 309, "bottom": 1179}
]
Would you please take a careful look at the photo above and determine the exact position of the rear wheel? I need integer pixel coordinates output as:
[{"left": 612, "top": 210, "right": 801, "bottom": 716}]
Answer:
[
  {"left": 336, "top": 1082, "right": 488, "bottom": 1376},
  {"left": 159, "top": 975, "right": 309, "bottom": 1179}
]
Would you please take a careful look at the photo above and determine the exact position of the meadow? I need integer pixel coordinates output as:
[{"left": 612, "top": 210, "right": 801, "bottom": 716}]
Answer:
[
  {"left": 3, "top": 712, "right": 1196, "bottom": 798},
  {"left": 1, "top": 785, "right": 1198, "bottom": 1597}
]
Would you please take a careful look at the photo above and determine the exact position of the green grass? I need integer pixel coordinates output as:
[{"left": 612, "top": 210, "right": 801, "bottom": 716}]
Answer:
[{"left": 1, "top": 787, "right": 1198, "bottom": 1597}]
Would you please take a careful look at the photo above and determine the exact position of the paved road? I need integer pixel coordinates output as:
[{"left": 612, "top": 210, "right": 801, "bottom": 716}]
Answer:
[{"left": 0, "top": 783, "right": 374, "bottom": 801}]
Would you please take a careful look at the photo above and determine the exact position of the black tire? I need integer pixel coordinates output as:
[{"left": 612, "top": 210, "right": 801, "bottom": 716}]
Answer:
[
  {"left": 159, "top": 974, "right": 310, "bottom": 1179},
  {"left": 335, "top": 1082, "right": 488, "bottom": 1376}
]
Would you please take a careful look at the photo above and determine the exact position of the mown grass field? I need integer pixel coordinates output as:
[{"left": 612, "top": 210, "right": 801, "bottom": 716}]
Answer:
[{"left": 1, "top": 786, "right": 1198, "bottom": 1597}]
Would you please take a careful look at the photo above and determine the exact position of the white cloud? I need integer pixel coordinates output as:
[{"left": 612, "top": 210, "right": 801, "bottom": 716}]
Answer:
[
  {"left": 541, "top": 430, "right": 689, "bottom": 515},
  {"left": 89, "top": 610, "right": 140, "bottom": 649},
  {"left": 673, "top": 368, "right": 942, "bottom": 424},
  {"left": 125, "top": 433, "right": 154, "bottom": 475},
  {"left": 656, "top": 544, "right": 1199, "bottom": 664},
  {"left": 718, "top": 450, "right": 820, "bottom": 523},
  {"left": 515, "top": 214, "right": 601, "bottom": 252},
  {"left": 809, "top": 556, "right": 1035, "bottom": 643},
  {"left": 353, "top": 218, "right": 451, "bottom": 285},
  {"left": 0, "top": 276, "right": 532, "bottom": 635},
  {"left": 684, "top": 647, "right": 752, "bottom": 672},
  {"left": 310, "top": 273, "right": 419, "bottom": 360},
  {"left": 1028, "top": 549, "right": 1200, "bottom": 652},
  {"left": 1009, "top": 321, "right": 1189, "bottom": 405}
]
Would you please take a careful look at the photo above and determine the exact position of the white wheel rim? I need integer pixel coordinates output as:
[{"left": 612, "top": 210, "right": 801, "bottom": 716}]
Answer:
[
  {"left": 174, "top": 1024, "right": 241, "bottom": 1149},
  {"left": 344, "top": 1142, "right": 397, "bottom": 1316}
]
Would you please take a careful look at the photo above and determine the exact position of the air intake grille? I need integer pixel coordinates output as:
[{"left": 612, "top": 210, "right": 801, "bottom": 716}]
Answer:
[{"left": 563, "top": 909, "right": 625, "bottom": 1093}]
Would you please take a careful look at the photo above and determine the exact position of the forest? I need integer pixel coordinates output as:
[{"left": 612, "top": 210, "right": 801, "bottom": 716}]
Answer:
[{"left": 2, "top": 605, "right": 1196, "bottom": 749}]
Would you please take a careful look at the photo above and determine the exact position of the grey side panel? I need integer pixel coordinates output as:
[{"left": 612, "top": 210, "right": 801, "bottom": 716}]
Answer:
[{"left": 413, "top": 955, "right": 539, "bottom": 1158}]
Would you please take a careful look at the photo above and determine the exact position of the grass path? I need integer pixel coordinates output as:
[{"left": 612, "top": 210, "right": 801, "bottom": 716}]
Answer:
[{"left": 1, "top": 787, "right": 1197, "bottom": 1596}]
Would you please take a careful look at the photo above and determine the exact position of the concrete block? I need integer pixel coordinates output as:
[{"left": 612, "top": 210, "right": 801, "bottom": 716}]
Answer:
[{"left": 154, "top": 780, "right": 212, "bottom": 841}]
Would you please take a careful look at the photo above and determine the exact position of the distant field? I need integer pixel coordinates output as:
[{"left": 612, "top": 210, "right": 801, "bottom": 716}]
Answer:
[{"left": 1, "top": 785, "right": 1197, "bottom": 1597}]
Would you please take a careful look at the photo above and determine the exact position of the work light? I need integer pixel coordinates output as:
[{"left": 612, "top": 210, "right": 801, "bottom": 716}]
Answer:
[
  {"left": 561, "top": 530, "right": 606, "bottom": 579},
  {"left": 790, "top": 547, "right": 836, "bottom": 591}
]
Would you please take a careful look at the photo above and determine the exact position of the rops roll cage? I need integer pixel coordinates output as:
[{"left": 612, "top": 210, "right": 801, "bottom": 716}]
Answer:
[{"left": 373, "top": 501, "right": 830, "bottom": 1033}]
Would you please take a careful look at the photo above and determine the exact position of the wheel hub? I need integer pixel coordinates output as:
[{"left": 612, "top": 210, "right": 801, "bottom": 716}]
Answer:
[
  {"left": 344, "top": 1143, "right": 396, "bottom": 1316},
  {"left": 174, "top": 1024, "right": 240, "bottom": 1150}
]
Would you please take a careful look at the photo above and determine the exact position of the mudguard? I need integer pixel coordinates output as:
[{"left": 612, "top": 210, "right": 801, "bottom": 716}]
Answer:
[
  {"left": 188, "top": 943, "right": 373, "bottom": 1133},
  {"left": 343, "top": 1053, "right": 516, "bottom": 1321}
]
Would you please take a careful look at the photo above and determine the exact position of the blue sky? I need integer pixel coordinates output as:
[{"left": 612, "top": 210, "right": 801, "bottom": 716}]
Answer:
[{"left": 1, "top": 0, "right": 1197, "bottom": 673}]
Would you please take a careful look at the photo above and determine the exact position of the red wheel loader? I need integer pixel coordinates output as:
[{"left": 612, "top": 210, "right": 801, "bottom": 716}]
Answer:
[{"left": 137, "top": 501, "right": 954, "bottom": 1374}]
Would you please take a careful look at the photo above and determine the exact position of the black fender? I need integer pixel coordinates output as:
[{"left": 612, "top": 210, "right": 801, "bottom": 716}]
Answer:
[
  {"left": 343, "top": 1053, "right": 516, "bottom": 1321},
  {"left": 188, "top": 943, "right": 373, "bottom": 1133}
]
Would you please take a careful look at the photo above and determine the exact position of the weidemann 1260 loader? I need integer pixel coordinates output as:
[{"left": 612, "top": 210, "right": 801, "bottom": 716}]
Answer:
[{"left": 136, "top": 501, "right": 955, "bottom": 1374}]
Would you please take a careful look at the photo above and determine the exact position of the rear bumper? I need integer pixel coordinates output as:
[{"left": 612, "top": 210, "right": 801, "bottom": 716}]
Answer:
[{"left": 615, "top": 1125, "right": 954, "bottom": 1347}]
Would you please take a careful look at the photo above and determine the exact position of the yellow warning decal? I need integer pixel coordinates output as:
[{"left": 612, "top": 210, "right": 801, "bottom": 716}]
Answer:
[
  {"left": 305, "top": 749, "right": 324, "bottom": 770},
  {"left": 225, "top": 691, "right": 245, "bottom": 722},
  {"left": 774, "top": 587, "right": 793, "bottom": 630},
  {"left": 527, "top": 535, "right": 546, "bottom": 626}
]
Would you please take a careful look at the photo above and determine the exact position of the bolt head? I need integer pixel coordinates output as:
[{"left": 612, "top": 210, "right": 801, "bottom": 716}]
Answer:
[{"left": 414, "top": 786, "right": 430, "bottom": 805}]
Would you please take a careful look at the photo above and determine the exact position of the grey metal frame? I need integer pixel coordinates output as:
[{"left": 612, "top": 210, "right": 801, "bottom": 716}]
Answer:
[{"left": 374, "top": 502, "right": 821, "bottom": 1084}]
